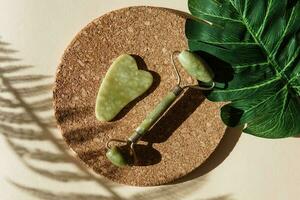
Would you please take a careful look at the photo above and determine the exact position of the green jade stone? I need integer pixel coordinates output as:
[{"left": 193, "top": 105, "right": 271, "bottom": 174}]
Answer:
[
  {"left": 178, "top": 50, "right": 214, "bottom": 83},
  {"left": 106, "top": 146, "right": 128, "bottom": 167},
  {"left": 95, "top": 54, "right": 153, "bottom": 122},
  {"left": 134, "top": 91, "right": 177, "bottom": 135}
]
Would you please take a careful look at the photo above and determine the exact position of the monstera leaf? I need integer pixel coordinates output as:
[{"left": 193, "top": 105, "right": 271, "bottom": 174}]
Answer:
[{"left": 186, "top": 0, "right": 300, "bottom": 138}]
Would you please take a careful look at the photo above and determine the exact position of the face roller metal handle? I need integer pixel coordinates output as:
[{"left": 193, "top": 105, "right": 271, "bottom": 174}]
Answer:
[{"left": 128, "top": 85, "right": 183, "bottom": 144}]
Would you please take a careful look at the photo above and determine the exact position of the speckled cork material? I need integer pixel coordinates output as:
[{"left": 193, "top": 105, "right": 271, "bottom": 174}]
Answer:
[{"left": 53, "top": 6, "right": 226, "bottom": 186}]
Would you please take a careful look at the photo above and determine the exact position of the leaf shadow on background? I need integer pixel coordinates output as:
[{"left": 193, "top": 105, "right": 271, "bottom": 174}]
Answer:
[
  {"left": 10, "top": 181, "right": 114, "bottom": 200},
  {"left": 0, "top": 37, "right": 233, "bottom": 200}
]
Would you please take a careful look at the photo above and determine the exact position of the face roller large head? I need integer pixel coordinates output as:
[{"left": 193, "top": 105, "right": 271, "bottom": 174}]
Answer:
[{"left": 105, "top": 50, "right": 215, "bottom": 167}]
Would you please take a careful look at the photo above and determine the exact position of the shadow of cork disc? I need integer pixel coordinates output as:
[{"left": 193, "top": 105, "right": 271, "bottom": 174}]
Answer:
[{"left": 53, "top": 6, "right": 226, "bottom": 186}]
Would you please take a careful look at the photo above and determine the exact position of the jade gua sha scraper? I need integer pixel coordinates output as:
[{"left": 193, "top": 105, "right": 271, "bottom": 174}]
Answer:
[
  {"left": 95, "top": 54, "right": 153, "bottom": 122},
  {"left": 96, "top": 50, "right": 215, "bottom": 167}
]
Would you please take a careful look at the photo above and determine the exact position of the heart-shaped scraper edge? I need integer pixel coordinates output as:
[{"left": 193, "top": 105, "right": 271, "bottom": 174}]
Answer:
[{"left": 95, "top": 54, "right": 153, "bottom": 122}]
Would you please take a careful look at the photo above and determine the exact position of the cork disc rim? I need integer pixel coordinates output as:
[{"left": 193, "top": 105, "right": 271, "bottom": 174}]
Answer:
[{"left": 53, "top": 6, "right": 226, "bottom": 186}]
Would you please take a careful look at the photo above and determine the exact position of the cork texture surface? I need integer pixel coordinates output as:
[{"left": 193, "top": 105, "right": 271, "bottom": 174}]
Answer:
[{"left": 53, "top": 6, "right": 226, "bottom": 186}]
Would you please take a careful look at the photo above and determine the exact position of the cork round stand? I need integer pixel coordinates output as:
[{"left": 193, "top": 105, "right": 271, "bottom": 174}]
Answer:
[{"left": 53, "top": 6, "right": 226, "bottom": 186}]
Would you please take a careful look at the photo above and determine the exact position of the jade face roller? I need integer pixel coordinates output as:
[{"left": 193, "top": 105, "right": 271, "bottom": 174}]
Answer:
[{"left": 105, "top": 50, "right": 215, "bottom": 167}]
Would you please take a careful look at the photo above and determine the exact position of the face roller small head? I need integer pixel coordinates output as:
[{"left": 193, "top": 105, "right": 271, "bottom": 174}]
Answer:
[
  {"left": 106, "top": 146, "right": 128, "bottom": 167},
  {"left": 106, "top": 139, "right": 137, "bottom": 167},
  {"left": 172, "top": 50, "right": 215, "bottom": 90},
  {"left": 177, "top": 50, "right": 215, "bottom": 85}
]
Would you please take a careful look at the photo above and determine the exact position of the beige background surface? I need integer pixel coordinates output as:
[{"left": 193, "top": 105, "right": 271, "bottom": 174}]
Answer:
[{"left": 0, "top": 1, "right": 299, "bottom": 200}]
